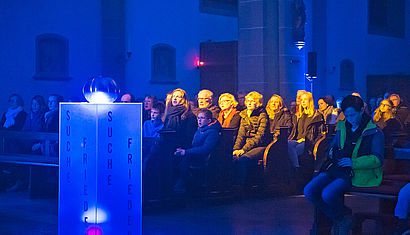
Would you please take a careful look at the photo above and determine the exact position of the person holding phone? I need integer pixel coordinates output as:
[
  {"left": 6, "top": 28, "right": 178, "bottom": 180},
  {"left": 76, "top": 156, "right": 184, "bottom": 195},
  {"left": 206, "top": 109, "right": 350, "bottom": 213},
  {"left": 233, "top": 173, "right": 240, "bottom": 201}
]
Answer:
[{"left": 304, "top": 95, "right": 384, "bottom": 235}]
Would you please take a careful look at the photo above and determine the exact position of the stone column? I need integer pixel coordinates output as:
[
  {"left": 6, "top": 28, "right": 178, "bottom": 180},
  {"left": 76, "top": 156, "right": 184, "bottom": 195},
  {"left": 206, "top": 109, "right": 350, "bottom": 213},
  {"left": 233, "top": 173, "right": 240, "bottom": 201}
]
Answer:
[
  {"left": 278, "top": 0, "right": 306, "bottom": 103},
  {"left": 238, "top": 0, "right": 306, "bottom": 104},
  {"left": 238, "top": 0, "right": 279, "bottom": 100}
]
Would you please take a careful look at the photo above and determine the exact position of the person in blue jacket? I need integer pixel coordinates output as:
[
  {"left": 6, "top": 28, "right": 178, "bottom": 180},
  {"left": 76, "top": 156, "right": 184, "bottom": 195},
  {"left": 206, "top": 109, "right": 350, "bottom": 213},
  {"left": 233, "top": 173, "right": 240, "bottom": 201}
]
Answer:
[{"left": 173, "top": 108, "right": 222, "bottom": 193}]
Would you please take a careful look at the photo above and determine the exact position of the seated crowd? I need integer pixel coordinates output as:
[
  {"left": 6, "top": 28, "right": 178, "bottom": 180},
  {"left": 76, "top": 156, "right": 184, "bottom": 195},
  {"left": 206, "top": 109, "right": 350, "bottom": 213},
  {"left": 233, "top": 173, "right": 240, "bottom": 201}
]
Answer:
[
  {"left": 136, "top": 88, "right": 409, "bottom": 234},
  {"left": 1, "top": 89, "right": 410, "bottom": 234}
]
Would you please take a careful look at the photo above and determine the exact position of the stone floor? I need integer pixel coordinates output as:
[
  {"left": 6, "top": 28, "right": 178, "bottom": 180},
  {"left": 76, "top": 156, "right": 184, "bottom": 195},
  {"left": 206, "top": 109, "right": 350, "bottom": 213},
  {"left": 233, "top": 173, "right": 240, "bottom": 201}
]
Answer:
[{"left": 0, "top": 191, "right": 384, "bottom": 235}]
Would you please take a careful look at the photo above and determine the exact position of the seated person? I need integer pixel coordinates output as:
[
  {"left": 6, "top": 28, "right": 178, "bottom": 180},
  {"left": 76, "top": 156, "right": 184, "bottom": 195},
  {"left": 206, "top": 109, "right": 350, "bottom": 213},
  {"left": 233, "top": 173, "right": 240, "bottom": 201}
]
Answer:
[
  {"left": 393, "top": 183, "right": 410, "bottom": 235},
  {"left": 193, "top": 89, "right": 220, "bottom": 119},
  {"left": 232, "top": 91, "right": 269, "bottom": 186},
  {"left": 288, "top": 92, "right": 323, "bottom": 168},
  {"left": 22, "top": 95, "right": 47, "bottom": 154},
  {"left": 143, "top": 89, "right": 197, "bottom": 200},
  {"left": 266, "top": 94, "right": 292, "bottom": 140},
  {"left": 304, "top": 95, "right": 384, "bottom": 234},
  {"left": 373, "top": 99, "right": 402, "bottom": 146},
  {"left": 44, "top": 94, "right": 63, "bottom": 133},
  {"left": 390, "top": 94, "right": 409, "bottom": 127},
  {"left": 23, "top": 95, "right": 46, "bottom": 132},
  {"left": 173, "top": 109, "right": 221, "bottom": 192},
  {"left": 162, "top": 89, "right": 197, "bottom": 148},
  {"left": 318, "top": 96, "right": 340, "bottom": 125},
  {"left": 143, "top": 95, "right": 157, "bottom": 122},
  {"left": 217, "top": 93, "right": 241, "bottom": 129},
  {"left": 236, "top": 91, "right": 247, "bottom": 111},
  {"left": 143, "top": 102, "right": 165, "bottom": 138},
  {"left": 0, "top": 93, "right": 27, "bottom": 131}
]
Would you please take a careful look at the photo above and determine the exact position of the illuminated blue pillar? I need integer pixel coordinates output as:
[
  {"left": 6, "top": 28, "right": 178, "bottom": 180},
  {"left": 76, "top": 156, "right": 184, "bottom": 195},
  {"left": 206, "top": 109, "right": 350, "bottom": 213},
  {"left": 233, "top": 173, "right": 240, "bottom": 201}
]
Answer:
[{"left": 59, "top": 103, "right": 142, "bottom": 235}]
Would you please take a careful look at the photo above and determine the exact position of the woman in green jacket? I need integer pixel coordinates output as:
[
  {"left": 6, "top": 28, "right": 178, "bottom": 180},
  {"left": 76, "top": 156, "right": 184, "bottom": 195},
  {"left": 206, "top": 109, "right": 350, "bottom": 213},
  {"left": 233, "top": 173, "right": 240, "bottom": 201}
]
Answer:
[{"left": 304, "top": 95, "right": 384, "bottom": 235}]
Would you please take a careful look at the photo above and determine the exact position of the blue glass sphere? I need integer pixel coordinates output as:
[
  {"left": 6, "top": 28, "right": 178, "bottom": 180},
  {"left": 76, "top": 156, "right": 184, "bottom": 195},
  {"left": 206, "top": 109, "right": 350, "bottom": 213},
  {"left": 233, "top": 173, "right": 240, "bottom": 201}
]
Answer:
[{"left": 83, "top": 76, "right": 119, "bottom": 103}]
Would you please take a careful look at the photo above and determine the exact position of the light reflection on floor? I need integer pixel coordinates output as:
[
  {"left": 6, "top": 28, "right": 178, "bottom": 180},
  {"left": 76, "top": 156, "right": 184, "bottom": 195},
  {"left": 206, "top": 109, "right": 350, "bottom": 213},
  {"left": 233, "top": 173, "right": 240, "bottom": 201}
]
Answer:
[{"left": 0, "top": 192, "right": 381, "bottom": 235}]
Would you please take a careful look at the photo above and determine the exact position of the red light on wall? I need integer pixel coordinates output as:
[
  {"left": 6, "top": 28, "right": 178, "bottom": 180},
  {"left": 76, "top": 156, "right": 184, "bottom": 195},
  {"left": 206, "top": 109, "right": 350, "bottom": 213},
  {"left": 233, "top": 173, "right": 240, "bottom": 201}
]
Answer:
[{"left": 195, "top": 58, "right": 205, "bottom": 67}]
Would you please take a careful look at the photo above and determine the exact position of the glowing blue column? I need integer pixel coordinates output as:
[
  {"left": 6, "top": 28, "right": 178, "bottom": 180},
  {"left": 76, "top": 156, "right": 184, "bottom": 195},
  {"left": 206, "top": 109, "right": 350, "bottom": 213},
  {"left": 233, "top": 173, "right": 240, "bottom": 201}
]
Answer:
[{"left": 59, "top": 103, "right": 142, "bottom": 235}]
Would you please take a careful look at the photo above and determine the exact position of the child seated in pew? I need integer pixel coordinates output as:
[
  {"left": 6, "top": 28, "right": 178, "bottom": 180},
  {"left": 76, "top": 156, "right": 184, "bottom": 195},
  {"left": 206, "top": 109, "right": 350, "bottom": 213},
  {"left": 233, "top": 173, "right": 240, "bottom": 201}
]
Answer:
[
  {"left": 173, "top": 108, "right": 221, "bottom": 193},
  {"left": 143, "top": 102, "right": 165, "bottom": 138}
]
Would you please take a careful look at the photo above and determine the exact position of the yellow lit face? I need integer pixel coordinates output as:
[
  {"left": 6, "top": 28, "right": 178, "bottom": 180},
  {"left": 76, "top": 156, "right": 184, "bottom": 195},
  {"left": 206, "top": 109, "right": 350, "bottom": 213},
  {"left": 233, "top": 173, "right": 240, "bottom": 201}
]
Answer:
[
  {"left": 270, "top": 97, "right": 281, "bottom": 112},
  {"left": 219, "top": 96, "right": 233, "bottom": 111},
  {"left": 246, "top": 97, "right": 257, "bottom": 111},
  {"left": 318, "top": 99, "right": 328, "bottom": 112},
  {"left": 300, "top": 94, "right": 310, "bottom": 109},
  {"left": 172, "top": 91, "right": 184, "bottom": 106},
  {"left": 379, "top": 101, "right": 391, "bottom": 113}
]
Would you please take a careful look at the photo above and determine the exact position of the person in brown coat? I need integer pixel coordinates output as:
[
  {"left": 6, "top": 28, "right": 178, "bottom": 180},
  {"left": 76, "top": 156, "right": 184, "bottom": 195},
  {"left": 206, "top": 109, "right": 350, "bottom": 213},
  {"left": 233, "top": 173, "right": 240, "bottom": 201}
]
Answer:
[{"left": 233, "top": 91, "right": 270, "bottom": 186}]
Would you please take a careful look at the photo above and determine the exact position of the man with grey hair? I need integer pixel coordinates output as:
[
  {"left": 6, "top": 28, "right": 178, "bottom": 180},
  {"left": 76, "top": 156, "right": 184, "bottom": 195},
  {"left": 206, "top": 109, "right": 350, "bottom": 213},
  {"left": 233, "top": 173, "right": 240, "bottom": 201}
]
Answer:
[
  {"left": 193, "top": 89, "right": 220, "bottom": 119},
  {"left": 390, "top": 94, "right": 409, "bottom": 127}
]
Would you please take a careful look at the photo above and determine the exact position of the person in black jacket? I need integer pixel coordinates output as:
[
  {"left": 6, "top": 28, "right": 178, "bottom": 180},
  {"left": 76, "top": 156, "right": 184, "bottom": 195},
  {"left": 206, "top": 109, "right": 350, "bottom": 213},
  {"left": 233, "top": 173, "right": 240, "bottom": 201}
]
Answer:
[
  {"left": 0, "top": 94, "right": 27, "bottom": 131},
  {"left": 143, "top": 88, "right": 197, "bottom": 200},
  {"left": 373, "top": 99, "right": 402, "bottom": 146},
  {"left": 173, "top": 109, "right": 221, "bottom": 192},
  {"left": 318, "top": 96, "right": 340, "bottom": 125},
  {"left": 162, "top": 88, "right": 198, "bottom": 149},
  {"left": 266, "top": 94, "right": 292, "bottom": 140},
  {"left": 233, "top": 91, "right": 270, "bottom": 186},
  {"left": 288, "top": 92, "right": 324, "bottom": 168},
  {"left": 390, "top": 94, "right": 409, "bottom": 128}
]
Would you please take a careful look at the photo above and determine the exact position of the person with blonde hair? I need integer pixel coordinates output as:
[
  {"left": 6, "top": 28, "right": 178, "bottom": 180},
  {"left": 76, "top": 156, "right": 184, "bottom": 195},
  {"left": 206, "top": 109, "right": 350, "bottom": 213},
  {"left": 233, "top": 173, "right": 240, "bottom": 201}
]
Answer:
[
  {"left": 233, "top": 91, "right": 270, "bottom": 186},
  {"left": 373, "top": 99, "right": 402, "bottom": 145},
  {"left": 143, "top": 88, "right": 197, "bottom": 199},
  {"left": 288, "top": 92, "right": 324, "bottom": 168},
  {"left": 217, "top": 93, "right": 241, "bottom": 129},
  {"left": 162, "top": 88, "right": 197, "bottom": 148},
  {"left": 266, "top": 94, "right": 292, "bottom": 139}
]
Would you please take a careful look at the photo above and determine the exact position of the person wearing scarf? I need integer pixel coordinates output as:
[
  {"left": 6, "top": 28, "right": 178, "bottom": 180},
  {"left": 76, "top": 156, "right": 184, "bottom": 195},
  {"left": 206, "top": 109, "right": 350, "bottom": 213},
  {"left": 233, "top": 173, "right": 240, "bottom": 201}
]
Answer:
[
  {"left": 162, "top": 89, "right": 197, "bottom": 148},
  {"left": 143, "top": 89, "right": 197, "bottom": 201},
  {"left": 217, "top": 93, "right": 241, "bottom": 129},
  {"left": 0, "top": 94, "right": 27, "bottom": 131}
]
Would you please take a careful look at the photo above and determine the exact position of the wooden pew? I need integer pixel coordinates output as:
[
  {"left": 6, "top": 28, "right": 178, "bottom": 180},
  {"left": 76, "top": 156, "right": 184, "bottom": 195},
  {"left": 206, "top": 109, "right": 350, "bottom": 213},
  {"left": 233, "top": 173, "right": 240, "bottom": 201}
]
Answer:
[
  {"left": 0, "top": 130, "right": 59, "bottom": 198},
  {"left": 310, "top": 130, "right": 410, "bottom": 235},
  {"left": 262, "top": 126, "right": 292, "bottom": 194},
  {"left": 0, "top": 130, "right": 58, "bottom": 166}
]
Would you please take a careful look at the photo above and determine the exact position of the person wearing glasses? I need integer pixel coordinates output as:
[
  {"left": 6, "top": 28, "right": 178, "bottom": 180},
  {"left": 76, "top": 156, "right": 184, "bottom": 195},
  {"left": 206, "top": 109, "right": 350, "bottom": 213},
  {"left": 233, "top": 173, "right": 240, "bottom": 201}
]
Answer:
[
  {"left": 217, "top": 93, "right": 241, "bottom": 129},
  {"left": 373, "top": 99, "right": 402, "bottom": 146},
  {"left": 389, "top": 94, "right": 409, "bottom": 128},
  {"left": 173, "top": 109, "right": 221, "bottom": 193}
]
